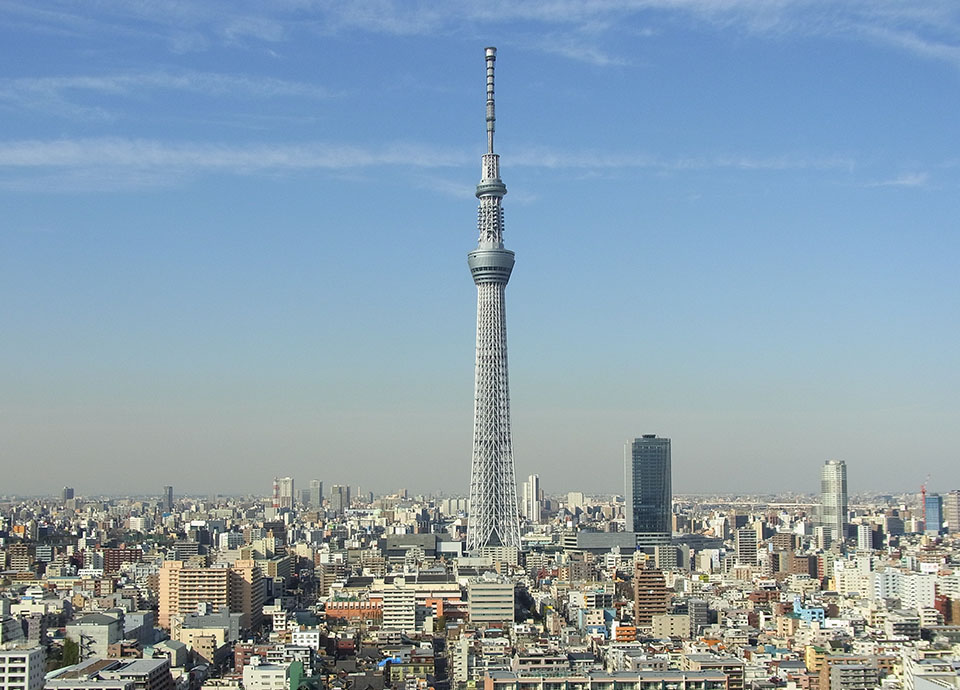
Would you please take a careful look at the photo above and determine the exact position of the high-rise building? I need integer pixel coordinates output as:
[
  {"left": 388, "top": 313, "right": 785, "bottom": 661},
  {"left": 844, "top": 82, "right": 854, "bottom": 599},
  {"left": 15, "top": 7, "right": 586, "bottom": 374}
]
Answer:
[
  {"left": 275, "top": 477, "right": 294, "bottom": 510},
  {"left": 329, "top": 485, "right": 350, "bottom": 515},
  {"left": 466, "top": 47, "right": 520, "bottom": 552},
  {"left": 634, "top": 561, "right": 670, "bottom": 627},
  {"left": 521, "top": 474, "right": 541, "bottom": 524},
  {"left": 61, "top": 487, "right": 74, "bottom": 502},
  {"left": 162, "top": 485, "right": 174, "bottom": 513},
  {"left": 856, "top": 523, "right": 876, "bottom": 550},
  {"left": 925, "top": 494, "right": 944, "bottom": 535},
  {"left": 625, "top": 435, "right": 672, "bottom": 552},
  {"left": 309, "top": 480, "right": 323, "bottom": 509},
  {"left": 158, "top": 560, "right": 263, "bottom": 631},
  {"left": 734, "top": 527, "right": 758, "bottom": 566},
  {"left": 819, "top": 459, "right": 848, "bottom": 541},
  {"left": 944, "top": 490, "right": 960, "bottom": 533}
]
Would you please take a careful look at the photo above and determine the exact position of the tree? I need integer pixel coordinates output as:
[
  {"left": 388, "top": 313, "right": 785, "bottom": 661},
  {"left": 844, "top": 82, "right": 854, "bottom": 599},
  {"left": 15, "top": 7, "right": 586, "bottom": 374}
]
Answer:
[{"left": 61, "top": 638, "right": 80, "bottom": 667}]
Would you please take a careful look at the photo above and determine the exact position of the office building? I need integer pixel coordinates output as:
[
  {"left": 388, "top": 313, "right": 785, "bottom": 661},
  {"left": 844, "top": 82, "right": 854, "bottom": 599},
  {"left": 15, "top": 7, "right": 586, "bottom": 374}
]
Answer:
[
  {"left": 925, "top": 493, "right": 944, "bottom": 535},
  {"left": 273, "top": 477, "right": 294, "bottom": 510},
  {"left": 308, "top": 480, "right": 323, "bottom": 509},
  {"left": 162, "top": 486, "right": 174, "bottom": 513},
  {"left": 521, "top": 474, "right": 541, "bottom": 523},
  {"left": 625, "top": 435, "right": 672, "bottom": 551},
  {"left": 466, "top": 47, "right": 521, "bottom": 552},
  {"left": 819, "top": 460, "right": 848, "bottom": 541},
  {"left": 329, "top": 485, "right": 351, "bottom": 515},
  {"left": 856, "top": 524, "right": 875, "bottom": 551},
  {"left": 61, "top": 487, "right": 74, "bottom": 502},
  {"left": 381, "top": 578, "right": 417, "bottom": 633},
  {"left": 944, "top": 490, "right": 960, "bottom": 533},
  {"left": 467, "top": 574, "right": 515, "bottom": 624},
  {"left": 734, "top": 527, "right": 758, "bottom": 566}
]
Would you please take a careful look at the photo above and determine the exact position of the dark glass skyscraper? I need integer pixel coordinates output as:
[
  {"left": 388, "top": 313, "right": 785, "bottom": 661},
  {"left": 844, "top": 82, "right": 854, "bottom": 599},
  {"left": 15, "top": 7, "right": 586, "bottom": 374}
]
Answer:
[
  {"left": 925, "top": 493, "right": 944, "bottom": 535},
  {"left": 625, "top": 435, "right": 672, "bottom": 548}
]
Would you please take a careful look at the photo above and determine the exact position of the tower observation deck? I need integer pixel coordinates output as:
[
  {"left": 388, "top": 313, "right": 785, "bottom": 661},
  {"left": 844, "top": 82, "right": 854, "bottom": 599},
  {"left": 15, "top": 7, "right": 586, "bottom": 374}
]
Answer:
[{"left": 466, "top": 47, "right": 520, "bottom": 551}]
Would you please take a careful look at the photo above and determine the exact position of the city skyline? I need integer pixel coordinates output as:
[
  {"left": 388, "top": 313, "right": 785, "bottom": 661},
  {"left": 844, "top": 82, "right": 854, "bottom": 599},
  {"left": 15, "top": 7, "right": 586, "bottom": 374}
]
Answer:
[{"left": 2, "top": 2, "right": 959, "bottom": 495}]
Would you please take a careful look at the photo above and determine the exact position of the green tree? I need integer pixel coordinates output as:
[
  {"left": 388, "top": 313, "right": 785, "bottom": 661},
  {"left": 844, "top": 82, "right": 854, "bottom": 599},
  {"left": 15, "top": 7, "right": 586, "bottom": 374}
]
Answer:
[{"left": 61, "top": 638, "right": 80, "bottom": 667}]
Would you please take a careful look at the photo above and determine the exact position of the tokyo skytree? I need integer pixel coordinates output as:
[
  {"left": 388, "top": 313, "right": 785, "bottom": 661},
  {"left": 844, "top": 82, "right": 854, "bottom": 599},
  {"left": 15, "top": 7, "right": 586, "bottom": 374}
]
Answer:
[{"left": 466, "top": 47, "right": 520, "bottom": 551}]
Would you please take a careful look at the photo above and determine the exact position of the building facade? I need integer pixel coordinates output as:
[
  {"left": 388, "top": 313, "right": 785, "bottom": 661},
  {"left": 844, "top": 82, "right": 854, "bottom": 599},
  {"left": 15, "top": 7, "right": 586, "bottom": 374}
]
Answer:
[
  {"left": 820, "top": 459, "right": 848, "bottom": 541},
  {"left": 624, "top": 435, "right": 672, "bottom": 550}
]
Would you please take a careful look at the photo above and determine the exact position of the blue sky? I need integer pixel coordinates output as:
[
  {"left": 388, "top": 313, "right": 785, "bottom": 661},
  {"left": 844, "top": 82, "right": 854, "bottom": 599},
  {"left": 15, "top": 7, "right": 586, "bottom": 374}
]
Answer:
[{"left": 2, "top": 1, "right": 958, "bottom": 498}]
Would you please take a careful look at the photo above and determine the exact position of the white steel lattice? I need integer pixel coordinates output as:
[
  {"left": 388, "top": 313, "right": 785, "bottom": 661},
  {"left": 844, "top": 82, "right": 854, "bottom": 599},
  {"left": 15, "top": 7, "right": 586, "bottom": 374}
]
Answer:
[{"left": 466, "top": 47, "right": 520, "bottom": 552}]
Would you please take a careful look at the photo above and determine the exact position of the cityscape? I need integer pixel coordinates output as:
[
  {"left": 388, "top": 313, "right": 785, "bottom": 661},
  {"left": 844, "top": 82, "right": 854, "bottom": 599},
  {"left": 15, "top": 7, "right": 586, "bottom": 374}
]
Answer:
[{"left": 3, "top": 4, "right": 960, "bottom": 690}]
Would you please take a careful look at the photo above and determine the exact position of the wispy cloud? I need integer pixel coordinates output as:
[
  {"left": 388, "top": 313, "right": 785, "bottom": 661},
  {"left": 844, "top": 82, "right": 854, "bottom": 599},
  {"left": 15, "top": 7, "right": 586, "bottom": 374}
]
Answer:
[
  {"left": 3, "top": 0, "right": 960, "bottom": 68},
  {"left": 0, "top": 136, "right": 864, "bottom": 192},
  {"left": 865, "top": 171, "right": 929, "bottom": 188},
  {"left": 510, "top": 146, "right": 855, "bottom": 172},
  {"left": 0, "top": 71, "right": 333, "bottom": 119},
  {"left": 0, "top": 138, "right": 464, "bottom": 171}
]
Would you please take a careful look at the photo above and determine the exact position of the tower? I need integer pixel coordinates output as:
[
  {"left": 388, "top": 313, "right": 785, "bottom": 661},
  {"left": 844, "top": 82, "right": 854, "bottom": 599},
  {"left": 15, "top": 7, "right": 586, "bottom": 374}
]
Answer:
[
  {"left": 466, "top": 47, "right": 521, "bottom": 552},
  {"left": 162, "top": 485, "right": 173, "bottom": 513},
  {"left": 819, "top": 459, "right": 847, "bottom": 541},
  {"left": 625, "top": 435, "right": 672, "bottom": 552}
]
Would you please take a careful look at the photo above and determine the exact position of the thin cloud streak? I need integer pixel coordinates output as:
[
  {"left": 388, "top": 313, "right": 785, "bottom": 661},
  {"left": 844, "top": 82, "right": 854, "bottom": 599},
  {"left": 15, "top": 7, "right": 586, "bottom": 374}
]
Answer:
[
  {"left": 865, "top": 171, "right": 929, "bottom": 188},
  {"left": 0, "top": 137, "right": 857, "bottom": 175},
  {"left": 0, "top": 71, "right": 334, "bottom": 119},
  {"left": 0, "top": 138, "right": 466, "bottom": 171},
  {"left": 5, "top": 0, "right": 960, "bottom": 67}
]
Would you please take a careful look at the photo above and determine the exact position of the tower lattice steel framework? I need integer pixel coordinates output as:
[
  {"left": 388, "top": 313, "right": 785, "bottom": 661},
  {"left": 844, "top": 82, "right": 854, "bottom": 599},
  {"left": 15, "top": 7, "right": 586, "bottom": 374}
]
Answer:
[{"left": 466, "top": 47, "right": 520, "bottom": 551}]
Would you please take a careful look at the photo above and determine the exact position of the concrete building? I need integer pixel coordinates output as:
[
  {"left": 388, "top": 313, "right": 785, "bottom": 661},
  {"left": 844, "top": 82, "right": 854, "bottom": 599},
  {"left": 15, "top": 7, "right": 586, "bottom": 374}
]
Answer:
[
  {"left": 467, "top": 575, "right": 515, "bottom": 625},
  {"left": 274, "top": 478, "right": 294, "bottom": 510},
  {"left": 65, "top": 614, "right": 122, "bottom": 660},
  {"left": 329, "top": 485, "right": 351, "bottom": 515},
  {"left": 308, "top": 480, "right": 323, "bottom": 509},
  {"left": 381, "top": 578, "right": 417, "bottom": 633},
  {"left": 633, "top": 562, "right": 670, "bottom": 627},
  {"left": 48, "top": 658, "right": 174, "bottom": 690},
  {"left": 521, "top": 475, "right": 542, "bottom": 524},
  {"left": 734, "top": 528, "right": 758, "bottom": 566},
  {"left": 241, "top": 658, "right": 290, "bottom": 690},
  {"left": 158, "top": 560, "right": 263, "bottom": 631},
  {"left": 820, "top": 459, "right": 848, "bottom": 541},
  {"left": 0, "top": 645, "right": 44, "bottom": 690},
  {"left": 483, "top": 670, "right": 727, "bottom": 690},
  {"left": 944, "top": 490, "right": 960, "bottom": 533}
]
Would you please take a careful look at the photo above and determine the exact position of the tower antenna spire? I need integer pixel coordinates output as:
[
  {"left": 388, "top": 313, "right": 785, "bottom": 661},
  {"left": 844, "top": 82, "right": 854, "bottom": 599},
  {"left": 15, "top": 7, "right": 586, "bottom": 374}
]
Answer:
[{"left": 485, "top": 46, "right": 496, "bottom": 154}]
